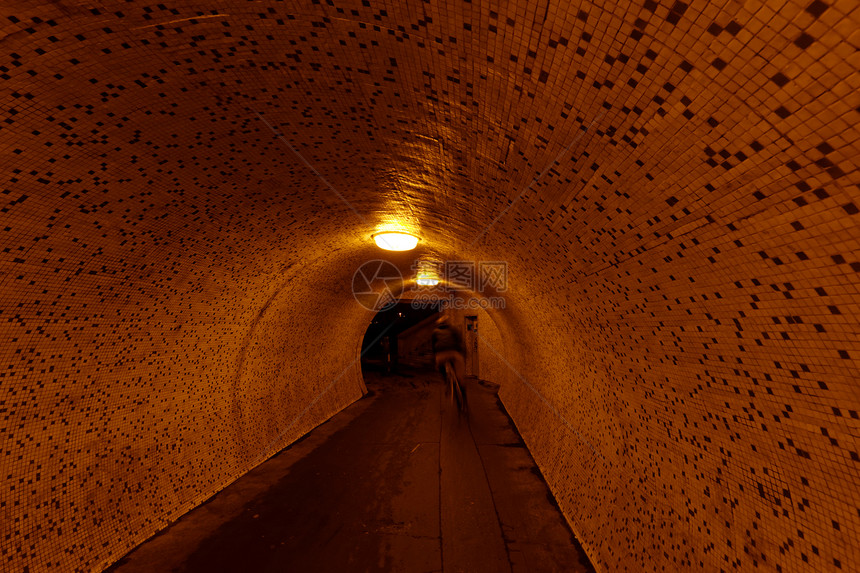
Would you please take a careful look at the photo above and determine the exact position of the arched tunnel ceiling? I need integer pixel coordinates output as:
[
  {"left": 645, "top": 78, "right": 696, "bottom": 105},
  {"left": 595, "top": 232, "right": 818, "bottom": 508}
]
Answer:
[{"left": 1, "top": 0, "right": 859, "bottom": 571}]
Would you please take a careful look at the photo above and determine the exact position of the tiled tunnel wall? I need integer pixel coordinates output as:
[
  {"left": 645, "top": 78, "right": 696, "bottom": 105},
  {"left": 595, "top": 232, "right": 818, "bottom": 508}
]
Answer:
[{"left": 1, "top": 0, "right": 858, "bottom": 571}]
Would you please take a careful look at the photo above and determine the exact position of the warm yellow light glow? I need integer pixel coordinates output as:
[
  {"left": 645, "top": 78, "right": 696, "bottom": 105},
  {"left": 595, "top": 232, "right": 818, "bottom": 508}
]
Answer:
[
  {"left": 373, "top": 232, "right": 419, "bottom": 251},
  {"left": 414, "top": 256, "right": 441, "bottom": 286}
]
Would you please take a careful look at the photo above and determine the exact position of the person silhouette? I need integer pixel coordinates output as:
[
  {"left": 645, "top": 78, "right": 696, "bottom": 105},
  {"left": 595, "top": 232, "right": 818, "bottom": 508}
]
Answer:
[{"left": 431, "top": 314, "right": 467, "bottom": 407}]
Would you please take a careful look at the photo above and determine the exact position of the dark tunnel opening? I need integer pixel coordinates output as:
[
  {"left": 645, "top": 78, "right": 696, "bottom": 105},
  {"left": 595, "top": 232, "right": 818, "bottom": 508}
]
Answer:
[{"left": 360, "top": 301, "right": 441, "bottom": 376}]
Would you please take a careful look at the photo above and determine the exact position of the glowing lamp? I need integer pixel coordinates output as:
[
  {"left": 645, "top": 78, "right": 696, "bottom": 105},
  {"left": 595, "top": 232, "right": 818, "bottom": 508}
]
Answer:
[
  {"left": 373, "top": 232, "right": 419, "bottom": 251},
  {"left": 416, "top": 277, "right": 439, "bottom": 286}
]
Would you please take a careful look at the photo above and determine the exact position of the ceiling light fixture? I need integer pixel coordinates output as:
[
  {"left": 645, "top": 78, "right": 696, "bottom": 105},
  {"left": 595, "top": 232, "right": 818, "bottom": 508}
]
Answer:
[{"left": 373, "top": 231, "right": 419, "bottom": 251}]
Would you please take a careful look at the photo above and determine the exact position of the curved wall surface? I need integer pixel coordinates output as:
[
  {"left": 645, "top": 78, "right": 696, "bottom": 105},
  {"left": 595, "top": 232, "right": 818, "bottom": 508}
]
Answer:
[{"left": 1, "top": 0, "right": 858, "bottom": 571}]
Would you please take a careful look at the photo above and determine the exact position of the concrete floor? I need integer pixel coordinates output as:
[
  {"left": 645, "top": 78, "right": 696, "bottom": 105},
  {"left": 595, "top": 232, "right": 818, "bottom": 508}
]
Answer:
[{"left": 109, "top": 370, "right": 595, "bottom": 572}]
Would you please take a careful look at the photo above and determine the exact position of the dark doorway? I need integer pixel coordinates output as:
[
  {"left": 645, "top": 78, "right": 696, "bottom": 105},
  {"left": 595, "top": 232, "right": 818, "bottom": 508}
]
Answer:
[
  {"left": 464, "top": 315, "right": 478, "bottom": 378},
  {"left": 361, "top": 302, "right": 439, "bottom": 375}
]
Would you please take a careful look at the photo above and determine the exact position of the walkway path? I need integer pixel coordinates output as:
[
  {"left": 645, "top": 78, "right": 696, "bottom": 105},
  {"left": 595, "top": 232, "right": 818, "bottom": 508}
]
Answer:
[{"left": 110, "top": 370, "right": 594, "bottom": 572}]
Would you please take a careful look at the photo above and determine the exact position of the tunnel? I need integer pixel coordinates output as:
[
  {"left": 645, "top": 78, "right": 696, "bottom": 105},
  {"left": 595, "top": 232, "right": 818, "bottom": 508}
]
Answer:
[{"left": 1, "top": 0, "right": 858, "bottom": 571}]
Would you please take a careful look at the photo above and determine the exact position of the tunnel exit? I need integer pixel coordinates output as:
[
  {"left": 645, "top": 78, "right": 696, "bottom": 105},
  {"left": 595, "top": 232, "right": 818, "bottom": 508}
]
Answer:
[{"left": 360, "top": 302, "right": 440, "bottom": 375}]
